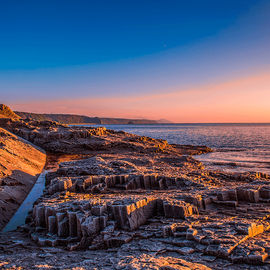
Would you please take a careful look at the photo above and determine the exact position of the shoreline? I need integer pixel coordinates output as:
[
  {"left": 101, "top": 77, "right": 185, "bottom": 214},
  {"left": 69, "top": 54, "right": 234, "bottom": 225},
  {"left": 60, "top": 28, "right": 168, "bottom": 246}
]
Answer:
[
  {"left": 0, "top": 117, "right": 270, "bottom": 269},
  {"left": 71, "top": 122, "right": 270, "bottom": 126}
]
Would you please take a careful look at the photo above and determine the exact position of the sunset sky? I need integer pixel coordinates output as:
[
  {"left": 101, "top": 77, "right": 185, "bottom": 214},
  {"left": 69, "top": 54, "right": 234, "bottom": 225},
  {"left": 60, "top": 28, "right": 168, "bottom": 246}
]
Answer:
[{"left": 1, "top": 0, "right": 270, "bottom": 122}]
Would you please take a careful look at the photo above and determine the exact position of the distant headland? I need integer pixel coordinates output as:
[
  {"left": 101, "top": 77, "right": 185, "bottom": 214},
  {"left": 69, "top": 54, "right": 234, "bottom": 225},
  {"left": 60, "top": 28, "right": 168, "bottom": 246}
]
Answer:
[{"left": 15, "top": 110, "right": 171, "bottom": 125}]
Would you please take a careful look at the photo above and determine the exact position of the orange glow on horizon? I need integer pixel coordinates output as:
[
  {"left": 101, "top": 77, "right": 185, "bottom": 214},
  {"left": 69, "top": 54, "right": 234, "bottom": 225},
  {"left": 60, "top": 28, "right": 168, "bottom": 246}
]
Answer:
[{"left": 10, "top": 71, "right": 270, "bottom": 123}]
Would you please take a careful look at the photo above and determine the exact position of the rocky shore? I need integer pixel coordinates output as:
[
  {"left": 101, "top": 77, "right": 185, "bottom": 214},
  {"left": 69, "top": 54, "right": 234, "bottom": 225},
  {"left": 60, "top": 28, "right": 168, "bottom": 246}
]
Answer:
[{"left": 1, "top": 106, "right": 270, "bottom": 269}]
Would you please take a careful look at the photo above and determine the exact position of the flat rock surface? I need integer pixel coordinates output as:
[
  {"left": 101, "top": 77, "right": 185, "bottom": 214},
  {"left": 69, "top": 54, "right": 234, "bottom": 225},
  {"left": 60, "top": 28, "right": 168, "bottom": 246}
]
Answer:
[{"left": 0, "top": 230, "right": 269, "bottom": 269}]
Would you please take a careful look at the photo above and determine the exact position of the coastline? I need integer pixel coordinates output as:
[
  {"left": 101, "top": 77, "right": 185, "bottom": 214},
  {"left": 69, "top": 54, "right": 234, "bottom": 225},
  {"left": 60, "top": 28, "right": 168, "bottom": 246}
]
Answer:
[
  {"left": 1, "top": 116, "right": 270, "bottom": 269},
  {"left": 82, "top": 123, "right": 270, "bottom": 176}
]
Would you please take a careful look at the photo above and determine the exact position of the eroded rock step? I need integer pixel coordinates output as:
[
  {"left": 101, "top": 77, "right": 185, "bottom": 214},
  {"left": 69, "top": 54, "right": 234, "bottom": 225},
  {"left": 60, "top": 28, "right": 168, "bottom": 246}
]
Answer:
[
  {"left": 22, "top": 172, "right": 270, "bottom": 266},
  {"left": 30, "top": 192, "right": 198, "bottom": 249},
  {"left": 46, "top": 174, "right": 206, "bottom": 195}
]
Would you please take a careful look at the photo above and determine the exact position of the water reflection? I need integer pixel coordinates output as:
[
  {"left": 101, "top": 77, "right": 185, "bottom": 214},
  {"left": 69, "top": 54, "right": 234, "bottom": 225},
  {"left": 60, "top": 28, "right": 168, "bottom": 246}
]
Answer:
[{"left": 79, "top": 123, "right": 270, "bottom": 174}]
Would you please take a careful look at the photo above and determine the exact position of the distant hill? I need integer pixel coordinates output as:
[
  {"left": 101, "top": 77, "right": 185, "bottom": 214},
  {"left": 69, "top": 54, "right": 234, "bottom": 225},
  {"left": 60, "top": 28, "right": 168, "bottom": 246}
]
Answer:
[
  {"left": 157, "top": 118, "right": 173, "bottom": 124},
  {"left": 0, "top": 104, "right": 20, "bottom": 119},
  {"left": 15, "top": 111, "right": 162, "bottom": 125}
]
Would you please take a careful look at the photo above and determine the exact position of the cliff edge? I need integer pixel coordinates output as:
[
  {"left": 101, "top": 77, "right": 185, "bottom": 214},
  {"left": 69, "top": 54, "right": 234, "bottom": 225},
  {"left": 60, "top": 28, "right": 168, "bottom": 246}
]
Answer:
[{"left": 0, "top": 104, "right": 20, "bottom": 120}]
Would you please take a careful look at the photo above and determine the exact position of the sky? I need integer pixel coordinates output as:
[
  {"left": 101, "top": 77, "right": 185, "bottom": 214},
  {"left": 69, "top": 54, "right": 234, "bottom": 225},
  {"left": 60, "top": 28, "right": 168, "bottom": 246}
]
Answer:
[{"left": 0, "top": 0, "right": 270, "bottom": 122}]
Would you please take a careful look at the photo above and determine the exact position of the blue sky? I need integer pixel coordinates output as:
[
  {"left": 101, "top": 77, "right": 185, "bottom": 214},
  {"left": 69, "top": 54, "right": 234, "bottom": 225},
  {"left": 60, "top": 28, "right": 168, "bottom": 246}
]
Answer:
[
  {"left": 0, "top": 0, "right": 263, "bottom": 69},
  {"left": 0, "top": 0, "right": 270, "bottom": 122}
]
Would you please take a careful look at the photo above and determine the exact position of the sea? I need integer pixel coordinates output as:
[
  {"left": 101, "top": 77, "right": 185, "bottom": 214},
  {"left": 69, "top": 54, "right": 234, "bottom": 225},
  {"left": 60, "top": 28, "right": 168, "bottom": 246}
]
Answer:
[{"left": 79, "top": 123, "right": 270, "bottom": 175}]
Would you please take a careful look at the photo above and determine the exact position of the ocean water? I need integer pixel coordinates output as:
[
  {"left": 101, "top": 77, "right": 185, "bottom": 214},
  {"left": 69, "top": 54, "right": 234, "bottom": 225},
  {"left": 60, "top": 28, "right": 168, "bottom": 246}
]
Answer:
[{"left": 85, "top": 123, "right": 270, "bottom": 174}]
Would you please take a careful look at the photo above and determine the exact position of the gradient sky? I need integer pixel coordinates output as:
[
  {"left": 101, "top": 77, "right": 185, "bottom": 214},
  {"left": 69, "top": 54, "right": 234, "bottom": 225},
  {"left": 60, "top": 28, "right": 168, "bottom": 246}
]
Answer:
[{"left": 1, "top": 0, "right": 270, "bottom": 122}]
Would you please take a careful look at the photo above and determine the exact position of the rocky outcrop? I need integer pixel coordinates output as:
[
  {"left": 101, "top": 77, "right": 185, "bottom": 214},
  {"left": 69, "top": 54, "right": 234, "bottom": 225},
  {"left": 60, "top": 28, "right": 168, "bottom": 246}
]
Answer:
[
  {"left": 29, "top": 191, "right": 200, "bottom": 250},
  {"left": 45, "top": 174, "right": 206, "bottom": 196},
  {"left": 0, "top": 104, "right": 20, "bottom": 120},
  {"left": 0, "top": 117, "right": 173, "bottom": 155}
]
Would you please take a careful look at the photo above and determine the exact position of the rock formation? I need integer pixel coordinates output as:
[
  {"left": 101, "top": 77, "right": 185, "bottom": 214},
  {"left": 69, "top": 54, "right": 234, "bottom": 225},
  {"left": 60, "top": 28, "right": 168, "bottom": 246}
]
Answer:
[
  {"left": 26, "top": 164, "right": 270, "bottom": 267},
  {"left": 0, "top": 105, "right": 270, "bottom": 269},
  {"left": 0, "top": 104, "right": 20, "bottom": 120}
]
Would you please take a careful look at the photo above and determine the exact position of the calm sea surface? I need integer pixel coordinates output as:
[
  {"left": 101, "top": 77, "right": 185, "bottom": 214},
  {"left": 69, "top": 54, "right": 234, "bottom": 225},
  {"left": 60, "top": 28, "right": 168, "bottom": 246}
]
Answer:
[{"left": 81, "top": 124, "right": 270, "bottom": 174}]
